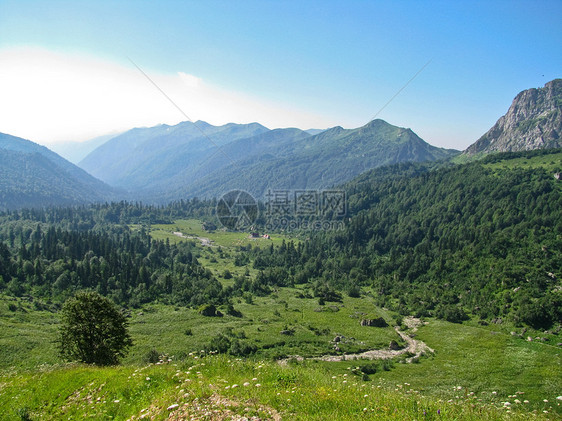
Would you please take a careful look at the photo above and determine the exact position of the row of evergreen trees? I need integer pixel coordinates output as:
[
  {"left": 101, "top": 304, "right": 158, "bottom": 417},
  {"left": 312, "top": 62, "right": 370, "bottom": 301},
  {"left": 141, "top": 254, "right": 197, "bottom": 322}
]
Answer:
[
  {"left": 1, "top": 150, "right": 561, "bottom": 330},
  {"left": 242, "top": 153, "right": 562, "bottom": 329}
]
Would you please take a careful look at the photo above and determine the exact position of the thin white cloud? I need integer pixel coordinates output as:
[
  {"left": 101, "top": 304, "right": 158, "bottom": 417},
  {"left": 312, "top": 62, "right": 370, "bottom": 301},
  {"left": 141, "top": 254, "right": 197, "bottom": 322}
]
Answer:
[
  {"left": 178, "top": 72, "right": 201, "bottom": 88},
  {"left": 0, "top": 47, "right": 334, "bottom": 144}
]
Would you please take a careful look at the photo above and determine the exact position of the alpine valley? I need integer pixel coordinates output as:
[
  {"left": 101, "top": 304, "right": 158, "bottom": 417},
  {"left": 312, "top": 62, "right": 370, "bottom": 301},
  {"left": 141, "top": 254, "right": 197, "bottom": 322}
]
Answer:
[{"left": 0, "top": 80, "right": 561, "bottom": 420}]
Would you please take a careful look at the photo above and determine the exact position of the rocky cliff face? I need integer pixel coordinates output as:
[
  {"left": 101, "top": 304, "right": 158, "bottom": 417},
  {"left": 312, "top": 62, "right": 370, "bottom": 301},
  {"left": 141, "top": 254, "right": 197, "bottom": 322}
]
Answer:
[{"left": 464, "top": 79, "right": 561, "bottom": 155}]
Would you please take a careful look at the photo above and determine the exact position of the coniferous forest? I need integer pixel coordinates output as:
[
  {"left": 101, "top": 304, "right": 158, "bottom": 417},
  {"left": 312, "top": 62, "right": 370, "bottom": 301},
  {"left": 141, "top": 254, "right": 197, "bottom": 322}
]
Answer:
[{"left": 1, "top": 150, "right": 560, "bottom": 331}]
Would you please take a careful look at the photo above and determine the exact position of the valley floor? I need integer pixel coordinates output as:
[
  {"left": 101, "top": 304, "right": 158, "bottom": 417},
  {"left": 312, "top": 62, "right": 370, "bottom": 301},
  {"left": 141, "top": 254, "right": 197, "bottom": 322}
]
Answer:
[{"left": 1, "top": 293, "right": 561, "bottom": 420}]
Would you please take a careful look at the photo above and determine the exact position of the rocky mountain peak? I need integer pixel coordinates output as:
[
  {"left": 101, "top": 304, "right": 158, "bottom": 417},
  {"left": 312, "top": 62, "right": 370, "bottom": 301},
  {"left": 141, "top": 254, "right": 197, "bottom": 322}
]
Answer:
[{"left": 464, "top": 79, "right": 561, "bottom": 155}]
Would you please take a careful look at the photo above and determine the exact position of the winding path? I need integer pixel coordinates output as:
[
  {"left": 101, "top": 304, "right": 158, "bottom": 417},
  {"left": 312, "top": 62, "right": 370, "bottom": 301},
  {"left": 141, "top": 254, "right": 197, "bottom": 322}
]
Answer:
[
  {"left": 172, "top": 231, "right": 212, "bottom": 246},
  {"left": 279, "top": 317, "right": 434, "bottom": 365}
]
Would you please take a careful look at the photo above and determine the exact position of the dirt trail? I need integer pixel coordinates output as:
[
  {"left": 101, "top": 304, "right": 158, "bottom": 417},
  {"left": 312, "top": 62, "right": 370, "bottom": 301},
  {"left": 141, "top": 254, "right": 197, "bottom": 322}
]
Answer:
[
  {"left": 132, "top": 393, "right": 281, "bottom": 421},
  {"left": 173, "top": 231, "right": 212, "bottom": 246},
  {"left": 279, "top": 317, "right": 434, "bottom": 365}
]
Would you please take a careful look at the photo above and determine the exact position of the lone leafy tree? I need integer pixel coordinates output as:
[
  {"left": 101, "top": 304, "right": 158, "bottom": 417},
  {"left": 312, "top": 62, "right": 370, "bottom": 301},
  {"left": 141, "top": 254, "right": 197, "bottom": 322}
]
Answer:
[{"left": 58, "top": 291, "right": 133, "bottom": 365}]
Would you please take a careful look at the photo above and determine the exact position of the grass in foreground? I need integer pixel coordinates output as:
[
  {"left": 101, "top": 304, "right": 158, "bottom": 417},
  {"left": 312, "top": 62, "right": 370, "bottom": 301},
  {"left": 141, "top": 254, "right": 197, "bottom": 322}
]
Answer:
[
  {"left": 366, "top": 319, "right": 562, "bottom": 416},
  {"left": 0, "top": 354, "right": 554, "bottom": 420},
  {"left": 1, "top": 293, "right": 561, "bottom": 417}
]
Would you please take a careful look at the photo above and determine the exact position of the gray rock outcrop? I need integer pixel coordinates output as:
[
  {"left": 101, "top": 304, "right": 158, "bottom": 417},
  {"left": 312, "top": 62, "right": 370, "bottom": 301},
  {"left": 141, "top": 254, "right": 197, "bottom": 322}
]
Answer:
[{"left": 464, "top": 79, "right": 561, "bottom": 155}]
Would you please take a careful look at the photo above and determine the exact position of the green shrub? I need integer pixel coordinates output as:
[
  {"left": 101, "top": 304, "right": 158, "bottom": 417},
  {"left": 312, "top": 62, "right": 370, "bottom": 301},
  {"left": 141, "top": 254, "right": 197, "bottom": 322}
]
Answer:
[
  {"left": 229, "top": 339, "right": 257, "bottom": 356},
  {"left": 206, "top": 334, "right": 231, "bottom": 354},
  {"left": 347, "top": 286, "right": 361, "bottom": 298},
  {"left": 436, "top": 305, "right": 469, "bottom": 324},
  {"left": 17, "top": 407, "right": 32, "bottom": 421},
  {"left": 144, "top": 348, "right": 160, "bottom": 364},
  {"left": 205, "top": 334, "right": 256, "bottom": 356},
  {"left": 198, "top": 303, "right": 223, "bottom": 317},
  {"left": 226, "top": 304, "right": 243, "bottom": 318}
]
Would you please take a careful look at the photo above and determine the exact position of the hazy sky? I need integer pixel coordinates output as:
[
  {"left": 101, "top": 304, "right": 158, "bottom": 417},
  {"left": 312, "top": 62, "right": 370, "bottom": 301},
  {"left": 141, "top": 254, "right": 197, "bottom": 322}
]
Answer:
[{"left": 0, "top": 0, "right": 560, "bottom": 150}]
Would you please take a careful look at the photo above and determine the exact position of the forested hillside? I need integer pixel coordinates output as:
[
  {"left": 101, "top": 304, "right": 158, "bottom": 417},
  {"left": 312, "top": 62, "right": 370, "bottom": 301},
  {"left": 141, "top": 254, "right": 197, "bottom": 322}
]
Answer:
[
  {"left": 1, "top": 150, "right": 560, "bottom": 331},
  {"left": 0, "top": 133, "right": 115, "bottom": 210},
  {"left": 182, "top": 119, "right": 458, "bottom": 199},
  {"left": 0, "top": 201, "right": 219, "bottom": 307},
  {"left": 245, "top": 149, "right": 562, "bottom": 329}
]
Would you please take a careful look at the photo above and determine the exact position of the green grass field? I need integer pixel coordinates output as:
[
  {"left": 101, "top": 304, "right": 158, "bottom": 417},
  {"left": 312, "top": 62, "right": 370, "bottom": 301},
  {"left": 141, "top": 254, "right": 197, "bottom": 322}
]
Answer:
[
  {"left": 135, "top": 218, "right": 303, "bottom": 282},
  {"left": 125, "top": 288, "right": 402, "bottom": 363},
  {"left": 0, "top": 291, "right": 401, "bottom": 368},
  {"left": 482, "top": 151, "right": 562, "bottom": 172},
  {"left": 484, "top": 152, "right": 562, "bottom": 173},
  {"left": 369, "top": 320, "right": 562, "bottom": 414},
  {"left": 1, "top": 215, "right": 561, "bottom": 419},
  {"left": 141, "top": 218, "right": 299, "bottom": 248},
  {"left": 451, "top": 150, "right": 562, "bottom": 169},
  {"left": 1, "top": 292, "right": 561, "bottom": 419},
  {"left": 0, "top": 353, "right": 555, "bottom": 420},
  {"left": 0, "top": 296, "right": 60, "bottom": 369}
]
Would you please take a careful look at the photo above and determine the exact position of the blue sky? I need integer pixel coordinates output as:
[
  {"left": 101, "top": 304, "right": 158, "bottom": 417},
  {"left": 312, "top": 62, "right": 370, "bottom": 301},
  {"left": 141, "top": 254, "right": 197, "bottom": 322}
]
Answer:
[{"left": 0, "top": 0, "right": 560, "bottom": 149}]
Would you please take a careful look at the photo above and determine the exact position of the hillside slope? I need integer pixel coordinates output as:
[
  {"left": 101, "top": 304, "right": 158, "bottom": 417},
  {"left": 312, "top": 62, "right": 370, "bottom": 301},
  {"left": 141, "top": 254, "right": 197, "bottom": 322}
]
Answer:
[
  {"left": 238, "top": 149, "right": 562, "bottom": 331},
  {"left": 181, "top": 119, "right": 458, "bottom": 199},
  {"left": 0, "top": 351, "right": 555, "bottom": 420},
  {"left": 79, "top": 121, "right": 269, "bottom": 190},
  {"left": 48, "top": 133, "right": 120, "bottom": 164},
  {"left": 157, "top": 127, "right": 312, "bottom": 197},
  {"left": 464, "top": 79, "right": 562, "bottom": 156},
  {"left": 0, "top": 133, "right": 115, "bottom": 210}
]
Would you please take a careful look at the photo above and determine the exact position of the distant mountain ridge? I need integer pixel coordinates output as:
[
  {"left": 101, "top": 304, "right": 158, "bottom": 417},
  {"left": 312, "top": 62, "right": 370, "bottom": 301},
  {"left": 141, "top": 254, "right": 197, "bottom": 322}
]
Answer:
[
  {"left": 0, "top": 133, "right": 115, "bottom": 210},
  {"left": 159, "top": 119, "right": 459, "bottom": 200},
  {"left": 77, "top": 118, "right": 458, "bottom": 202},
  {"left": 79, "top": 121, "right": 269, "bottom": 189},
  {"left": 464, "top": 78, "right": 562, "bottom": 156},
  {"left": 48, "top": 132, "right": 120, "bottom": 164}
]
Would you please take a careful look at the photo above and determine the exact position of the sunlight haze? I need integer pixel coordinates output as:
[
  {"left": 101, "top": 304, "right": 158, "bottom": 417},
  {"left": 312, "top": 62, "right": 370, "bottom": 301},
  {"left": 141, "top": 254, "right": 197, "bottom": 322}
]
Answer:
[{"left": 0, "top": 0, "right": 561, "bottom": 149}]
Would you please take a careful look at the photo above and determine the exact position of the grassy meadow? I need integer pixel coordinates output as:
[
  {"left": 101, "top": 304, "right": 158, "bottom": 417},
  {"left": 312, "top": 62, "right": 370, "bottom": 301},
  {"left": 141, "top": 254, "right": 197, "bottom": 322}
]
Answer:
[
  {"left": 0, "top": 352, "right": 557, "bottom": 420},
  {"left": 483, "top": 151, "right": 562, "bottom": 172},
  {"left": 1, "top": 291, "right": 561, "bottom": 419},
  {"left": 1, "top": 213, "right": 561, "bottom": 419},
  {"left": 139, "top": 218, "right": 299, "bottom": 248}
]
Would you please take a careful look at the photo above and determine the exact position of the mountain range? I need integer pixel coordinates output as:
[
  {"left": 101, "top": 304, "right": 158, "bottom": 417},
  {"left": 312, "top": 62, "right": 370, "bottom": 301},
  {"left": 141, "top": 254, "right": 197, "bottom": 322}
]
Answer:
[
  {"left": 176, "top": 119, "right": 458, "bottom": 199},
  {"left": 1, "top": 79, "right": 561, "bottom": 210},
  {"left": 79, "top": 121, "right": 270, "bottom": 191},
  {"left": 78, "top": 118, "right": 457, "bottom": 201}
]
